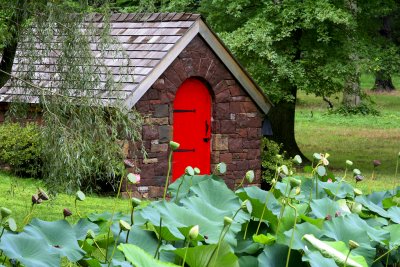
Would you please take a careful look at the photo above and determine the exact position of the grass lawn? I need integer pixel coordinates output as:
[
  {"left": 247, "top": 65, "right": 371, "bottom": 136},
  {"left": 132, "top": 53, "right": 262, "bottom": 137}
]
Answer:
[
  {"left": 295, "top": 74, "right": 400, "bottom": 192},
  {"left": 0, "top": 171, "right": 129, "bottom": 229}
]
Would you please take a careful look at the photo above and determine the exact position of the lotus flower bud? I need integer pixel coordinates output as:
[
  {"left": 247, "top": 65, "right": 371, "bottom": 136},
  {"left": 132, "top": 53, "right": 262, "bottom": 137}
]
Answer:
[
  {"left": 32, "top": 194, "right": 39, "bottom": 205},
  {"left": 119, "top": 220, "right": 131, "bottom": 231},
  {"left": 194, "top": 167, "right": 200, "bottom": 175},
  {"left": 350, "top": 202, "right": 362, "bottom": 214},
  {"left": 353, "top": 169, "right": 361, "bottom": 175},
  {"left": 224, "top": 216, "right": 233, "bottom": 226},
  {"left": 346, "top": 160, "right": 353, "bottom": 166},
  {"left": 289, "top": 178, "right": 301, "bottom": 187},
  {"left": 131, "top": 197, "right": 142, "bottom": 208},
  {"left": 188, "top": 225, "right": 199, "bottom": 240},
  {"left": 3, "top": 218, "right": 17, "bottom": 232},
  {"left": 185, "top": 166, "right": 195, "bottom": 176},
  {"left": 76, "top": 190, "right": 86, "bottom": 201},
  {"left": 353, "top": 188, "right": 363, "bottom": 196},
  {"left": 241, "top": 199, "right": 252, "bottom": 213},
  {"left": 245, "top": 170, "right": 255, "bottom": 183},
  {"left": 0, "top": 207, "right": 11, "bottom": 219},
  {"left": 169, "top": 141, "right": 180, "bottom": 151},
  {"left": 295, "top": 187, "right": 301, "bottom": 196},
  {"left": 355, "top": 174, "right": 364, "bottom": 183},
  {"left": 271, "top": 179, "right": 277, "bottom": 185},
  {"left": 216, "top": 162, "right": 227, "bottom": 174},
  {"left": 86, "top": 229, "right": 96, "bottom": 239},
  {"left": 276, "top": 154, "right": 282, "bottom": 159},
  {"left": 372, "top": 160, "right": 381, "bottom": 167},
  {"left": 398, "top": 152, "right": 400, "bottom": 158},
  {"left": 293, "top": 155, "right": 302, "bottom": 165},
  {"left": 63, "top": 208, "right": 72, "bottom": 218},
  {"left": 38, "top": 188, "right": 49, "bottom": 201},
  {"left": 349, "top": 240, "right": 359, "bottom": 250}
]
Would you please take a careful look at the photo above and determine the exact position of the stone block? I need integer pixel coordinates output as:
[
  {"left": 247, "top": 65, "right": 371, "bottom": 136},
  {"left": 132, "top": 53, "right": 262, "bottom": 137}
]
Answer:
[
  {"left": 248, "top": 128, "right": 261, "bottom": 139},
  {"left": 172, "top": 59, "right": 188, "bottom": 82},
  {"left": 143, "top": 158, "right": 158, "bottom": 164},
  {"left": 211, "top": 151, "right": 220, "bottom": 164},
  {"left": 146, "top": 89, "right": 159, "bottom": 100},
  {"left": 212, "top": 134, "right": 229, "bottom": 151},
  {"left": 142, "top": 125, "right": 159, "bottom": 140},
  {"left": 247, "top": 149, "right": 261, "bottom": 160},
  {"left": 159, "top": 125, "right": 172, "bottom": 143},
  {"left": 229, "top": 85, "right": 246, "bottom": 96},
  {"left": 232, "top": 152, "right": 247, "bottom": 160},
  {"left": 215, "top": 88, "right": 231, "bottom": 103},
  {"left": 243, "top": 140, "right": 261, "bottom": 149},
  {"left": 228, "top": 138, "right": 243, "bottom": 152},
  {"left": 145, "top": 117, "right": 169, "bottom": 125},
  {"left": 220, "top": 120, "right": 236, "bottom": 134},
  {"left": 151, "top": 143, "right": 168, "bottom": 153},
  {"left": 152, "top": 78, "right": 165, "bottom": 90},
  {"left": 219, "top": 153, "right": 233, "bottom": 164},
  {"left": 154, "top": 104, "right": 169, "bottom": 118},
  {"left": 214, "top": 103, "right": 230, "bottom": 120},
  {"left": 249, "top": 159, "right": 261, "bottom": 170},
  {"left": 148, "top": 186, "right": 165, "bottom": 198},
  {"left": 198, "top": 58, "right": 212, "bottom": 76}
]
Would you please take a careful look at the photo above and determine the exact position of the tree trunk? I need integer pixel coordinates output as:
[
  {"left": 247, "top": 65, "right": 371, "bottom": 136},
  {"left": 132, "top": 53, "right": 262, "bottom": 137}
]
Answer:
[
  {"left": 342, "top": 72, "right": 361, "bottom": 107},
  {"left": 373, "top": 71, "right": 395, "bottom": 91},
  {"left": 267, "top": 86, "right": 310, "bottom": 164},
  {"left": 0, "top": 0, "right": 25, "bottom": 88}
]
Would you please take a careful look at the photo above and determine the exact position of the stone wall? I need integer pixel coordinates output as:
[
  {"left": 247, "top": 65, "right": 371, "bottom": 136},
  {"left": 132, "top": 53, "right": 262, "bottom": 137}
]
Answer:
[{"left": 127, "top": 36, "right": 264, "bottom": 197}]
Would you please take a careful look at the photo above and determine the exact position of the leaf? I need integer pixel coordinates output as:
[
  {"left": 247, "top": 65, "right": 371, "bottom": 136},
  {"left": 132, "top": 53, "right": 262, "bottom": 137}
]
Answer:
[
  {"left": 304, "top": 166, "right": 313, "bottom": 173},
  {"left": 302, "top": 251, "right": 338, "bottom": 267},
  {"left": 22, "top": 219, "right": 86, "bottom": 262},
  {"left": 355, "top": 196, "right": 389, "bottom": 218},
  {"left": 252, "top": 233, "right": 276, "bottom": 245},
  {"left": 257, "top": 243, "right": 302, "bottom": 267},
  {"left": 174, "top": 241, "right": 239, "bottom": 267},
  {"left": 387, "top": 206, "right": 400, "bottom": 223},
  {"left": 310, "top": 198, "right": 340, "bottom": 219},
  {"left": 118, "top": 243, "right": 180, "bottom": 267},
  {"left": 0, "top": 232, "right": 61, "bottom": 267},
  {"left": 283, "top": 222, "right": 323, "bottom": 250},
  {"left": 303, "top": 234, "right": 367, "bottom": 267},
  {"left": 383, "top": 224, "right": 400, "bottom": 248},
  {"left": 320, "top": 180, "right": 354, "bottom": 199},
  {"left": 73, "top": 218, "right": 100, "bottom": 240}
]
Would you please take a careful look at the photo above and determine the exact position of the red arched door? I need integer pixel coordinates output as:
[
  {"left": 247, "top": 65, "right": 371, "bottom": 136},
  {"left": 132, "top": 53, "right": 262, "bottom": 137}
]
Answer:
[{"left": 172, "top": 78, "right": 211, "bottom": 181}]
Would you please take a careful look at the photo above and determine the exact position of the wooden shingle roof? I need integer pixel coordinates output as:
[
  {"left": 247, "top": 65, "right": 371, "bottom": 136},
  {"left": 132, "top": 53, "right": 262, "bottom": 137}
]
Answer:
[{"left": 1, "top": 13, "right": 272, "bottom": 114}]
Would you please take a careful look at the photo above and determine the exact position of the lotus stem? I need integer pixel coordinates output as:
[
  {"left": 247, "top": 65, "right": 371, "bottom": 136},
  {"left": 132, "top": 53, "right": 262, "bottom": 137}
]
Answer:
[
  {"left": 163, "top": 150, "right": 173, "bottom": 200},
  {"left": 23, "top": 205, "right": 36, "bottom": 225},
  {"left": 0, "top": 228, "right": 5, "bottom": 240},
  {"left": 372, "top": 244, "right": 399, "bottom": 264},
  {"left": 74, "top": 199, "right": 81, "bottom": 218},
  {"left": 256, "top": 185, "right": 276, "bottom": 235},
  {"left": 175, "top": 174, "right": 186, "bottom": 204},
  {"left": 236, "top": 176, "right": 246, "bottom": 190},
  {"left": 394, "top": 157, "right": 399, "bottom": 195},
  {"left": 276, "top": 182, "right": 290, "bottom": 235},
  {"left": 154, "top": 217, "right": 163, "bottom": 259},
  {"left": 343, "top": 249, "right": 351, "bottom": 267},
  {"left": 243, "top": 221, "right": 249, "bottom": 240},
  {"left": 108, "top": 230, "right": 122, "bottom": 267},
  {"left": 105, "top": 171, "right": 126, "bottom": 263},
  {"left": 285, "top": 202, "right": 297, "bottom": 267},
  {"left": 181, "top": 238, "right": 190, "bottom": 267}
]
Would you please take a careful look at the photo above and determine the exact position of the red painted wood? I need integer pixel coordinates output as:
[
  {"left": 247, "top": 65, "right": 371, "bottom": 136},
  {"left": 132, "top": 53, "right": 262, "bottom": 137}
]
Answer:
[{"left": 172, "top": 78, "right": 211, "bottom": 181}]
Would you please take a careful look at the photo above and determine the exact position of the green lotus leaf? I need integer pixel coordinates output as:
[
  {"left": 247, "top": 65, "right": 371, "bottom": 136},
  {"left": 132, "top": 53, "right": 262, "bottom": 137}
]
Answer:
[
  {"left": 320, "top": 180, "right": 354, "bottom": 199},
  {"left": 257, "top": 243, "right": 302, "bottom": 267},
  {"left": 22, "top": 218, "right": 85, "bottom": 262},
  {"left": 174, "top": 241, "right": 239, "bottom": 267},
  {"left": 252, "top": 233, "right": 276, "bottom": 245},
  {"left": 310, "top": 198, "right": 341, "bottom": 219},
  {"left": 355, "top": 195, "right": 389, "bottom": 218},
  {"left": 282, "top": 222, "right": 323, "bottom": 250},
  {"left": 387, "top": 206, "right": 400, "bottom": 224},
  {"left": 0, "top": 232, "right": 61, "bottom": 267},
  {"left": 73, "top": 218, "right": 100, "bottom": 240},
  {"left": 302, "top": 250, "right": 337, "bottom": 267},
  {"left": 383, "top": 224, "right": 400, "bottom": 248},
  {"left": 119, "top": 243, "right": 180, "bottom": 267},
  {"left": 303, "top": 235, "right": 368, "bottom": 267}
]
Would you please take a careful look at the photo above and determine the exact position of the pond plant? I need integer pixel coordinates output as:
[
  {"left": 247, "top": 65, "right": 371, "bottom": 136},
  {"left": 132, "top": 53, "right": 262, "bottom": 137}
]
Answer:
[{"left": 0, "top": 149, "right": 399, "bottom": 267}]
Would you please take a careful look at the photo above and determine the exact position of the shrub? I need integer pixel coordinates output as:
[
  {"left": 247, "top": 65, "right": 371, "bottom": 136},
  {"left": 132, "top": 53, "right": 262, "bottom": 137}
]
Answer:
[
  {"left": 0, "top": 122, "right": 41, "bottom": 177},
  {"left": 261, "top": 138, "right": 292, "bottom": 183}
]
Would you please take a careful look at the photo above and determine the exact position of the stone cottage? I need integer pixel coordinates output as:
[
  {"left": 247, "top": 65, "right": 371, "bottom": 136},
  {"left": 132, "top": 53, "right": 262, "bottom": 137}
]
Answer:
[{"left": 0, "top": 13, "right": 272, "bottom": 196}]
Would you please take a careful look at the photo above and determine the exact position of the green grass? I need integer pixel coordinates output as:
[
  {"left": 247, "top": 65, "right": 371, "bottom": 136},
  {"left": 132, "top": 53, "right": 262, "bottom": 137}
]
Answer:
[
  {"left": 0, "top": 171, "right": 129, "bottom": 229},
  {"left": 295, "top": 73, "right": 400, "bottom": 192}
]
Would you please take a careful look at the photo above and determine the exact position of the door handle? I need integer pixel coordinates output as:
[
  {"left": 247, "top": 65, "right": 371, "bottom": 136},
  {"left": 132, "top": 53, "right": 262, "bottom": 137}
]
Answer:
[{"left": 203, "top": 138, "right": 210, "bottom": 143}]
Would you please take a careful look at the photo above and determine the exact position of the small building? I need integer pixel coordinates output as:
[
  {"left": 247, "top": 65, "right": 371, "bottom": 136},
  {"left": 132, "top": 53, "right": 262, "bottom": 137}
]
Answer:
[{"left": 0, "top": 13, "right": 272, "bottom": 196}]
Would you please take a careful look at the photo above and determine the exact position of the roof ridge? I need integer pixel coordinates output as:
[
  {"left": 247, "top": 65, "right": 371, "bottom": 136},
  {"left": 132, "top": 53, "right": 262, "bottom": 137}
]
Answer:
[{"left": 87, "top": 12, "right": 201, "bottom": 23}]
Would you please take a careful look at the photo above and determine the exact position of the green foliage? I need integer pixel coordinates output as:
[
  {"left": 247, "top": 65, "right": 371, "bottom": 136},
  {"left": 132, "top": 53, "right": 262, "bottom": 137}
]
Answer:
[
  {"left": 0, "top": 122, "right": 41, "bottom": 177},
  {"left": 0, "top": 164, "right": 399, "bottom": 266},
  {"left": 261, "top": 138, "right": 293, "bottom": 183}
]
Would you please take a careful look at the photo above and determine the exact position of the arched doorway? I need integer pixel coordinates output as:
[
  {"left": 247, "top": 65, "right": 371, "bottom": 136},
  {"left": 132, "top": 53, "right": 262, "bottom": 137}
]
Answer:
[{"left": 172, "top": 78, "right": 211, "bottom": 181}]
